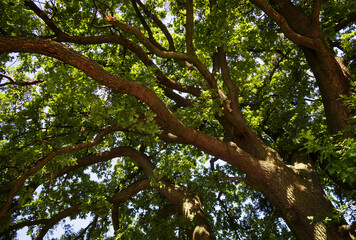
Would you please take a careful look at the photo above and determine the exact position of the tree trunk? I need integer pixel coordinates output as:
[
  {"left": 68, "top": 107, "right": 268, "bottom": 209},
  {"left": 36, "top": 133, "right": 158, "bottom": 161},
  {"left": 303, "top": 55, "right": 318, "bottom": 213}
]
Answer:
[{"left": 243, "top": 148, "right": 353, "bottom": 240}]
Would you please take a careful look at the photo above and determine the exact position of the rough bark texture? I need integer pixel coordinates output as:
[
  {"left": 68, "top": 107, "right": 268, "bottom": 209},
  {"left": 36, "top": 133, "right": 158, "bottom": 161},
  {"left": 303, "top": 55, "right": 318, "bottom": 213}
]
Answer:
[{"left": 243, "top": 149, "right": 352, "bottom": 240}]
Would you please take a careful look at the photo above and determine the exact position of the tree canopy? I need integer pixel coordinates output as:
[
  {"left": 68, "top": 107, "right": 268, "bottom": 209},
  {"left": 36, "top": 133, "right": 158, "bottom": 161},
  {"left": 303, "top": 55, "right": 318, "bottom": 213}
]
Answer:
[{"left": 0, "top": 0, "right": 355, "bottom": 239}]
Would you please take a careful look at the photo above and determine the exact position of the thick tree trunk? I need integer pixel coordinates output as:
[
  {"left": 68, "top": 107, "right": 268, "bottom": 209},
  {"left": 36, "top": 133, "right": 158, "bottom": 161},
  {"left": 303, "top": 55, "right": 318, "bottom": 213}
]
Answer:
[{"left": 244, "top": 149, "right": 353, "bottom": 240}]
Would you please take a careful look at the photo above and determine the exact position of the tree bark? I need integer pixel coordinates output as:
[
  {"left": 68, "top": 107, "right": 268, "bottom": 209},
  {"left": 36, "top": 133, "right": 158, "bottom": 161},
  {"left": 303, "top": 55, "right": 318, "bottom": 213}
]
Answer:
[{"left": 240, "top": 148, "right": 353, "bottom": 240}]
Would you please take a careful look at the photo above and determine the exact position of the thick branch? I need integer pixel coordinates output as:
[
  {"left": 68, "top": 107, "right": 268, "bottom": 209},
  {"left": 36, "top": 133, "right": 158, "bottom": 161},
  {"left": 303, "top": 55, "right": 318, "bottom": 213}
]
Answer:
[
  {"left": 217, "top": 47, "right": 239, "bottom": 111},
  {"left": 0, "top": 36, "right": 251, "bottom": 160},
  {"left": 116, "top": 147, "right": 215, "bottom": 240},
  {"left": 0, "top": 36, "right": 261, "bottom": 210}
]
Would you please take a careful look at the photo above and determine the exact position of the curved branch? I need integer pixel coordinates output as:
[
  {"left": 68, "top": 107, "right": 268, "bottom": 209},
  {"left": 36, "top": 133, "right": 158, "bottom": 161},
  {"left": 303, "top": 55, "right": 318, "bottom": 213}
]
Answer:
[
  {"left": 59, "top": 35, "right": 201, "bottom": 96},
  {"left": 34, "top": 206, "right": 80, "bottom": 240},
  {"left": 0, "top": 36, "right": 260, "bottom": 206},
  {"left": 0, "top": 73, "right": 43, "bottom": 87},
  {"left": 56, "top": 146, "right": 145, "bottom": 178},
  {"left": 112, "top": 147, "right": 216, "bottom": 240},
  {"left": 0, "top": 219, "right": 47, "bottom": 237},
  {"left": 104, "top": 16, "right": 188, "bottom": 60},
  {"left": 103, "top": 16, "right": 219, "bottom": 89},
  {"left": 0, "top": 36, "right": 239, "bottom": 160},
  {"left": 1, "top": 206, "right": 80, "bottom": 239},
  {"left": 0, "top": 125, "right": 122, "bottom": 220}
]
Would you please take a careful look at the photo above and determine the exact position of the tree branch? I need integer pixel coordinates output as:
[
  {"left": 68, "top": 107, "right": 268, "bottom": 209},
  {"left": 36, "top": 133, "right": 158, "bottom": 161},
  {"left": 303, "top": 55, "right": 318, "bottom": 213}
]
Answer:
[
  {"left": 103, "top": 16, "right": 219, "bottom": 89},
  {"left": 24, "top": 1, "right": 68, "bottom": 37},
  {"left": 24, "top": 0, "right": 201, "bottom": 97},
  {"left": 134, "top": 0, "right": 176, "bottom": 51},
  {"left": 334, "top": 12, "right": 356, "bottom": 33},
  {"left": 0, "top": 219, "right": 47, "bottom": 237},
  {"left": 34, "top": 206, "right": 80, "bottom": 240},
  {"left": 249, "top": 0, "right": 317, "bottom": 50},
  {"left": 130, "top": 0, "right": 166, "bottom": 51},
  {"left": 217, "top": 47, "right": 239, "bottom": 112},
  {"left": 217, "top": 192, "right": 241, "bottom": 239},
  {"left": 0, "top": 36, "right": 260, "bottom": 206},
  {"left": 111, "top": 147, "right": 215, "bottom": 240},
  {"left": 85, "top": 215, "right": 99, "bottom": 240},
  {"left": 58, "top": 35, "right": 200, "bottom": 96},
  {"left": 108, "top": 178, "right": 151, "bottom": 203},
  {"left": 0, "top": 125, "right": 122, "bottom": 220},
  {"left": 0, "top": 73, "right": 43, "bottom": 87},
  {"left": 55, "top": 146, "right": 146, "bottom": 178},
  {"left": 104, "top": 16, "right": 188, "bottom": 60},
  {"left": 311, "top": 0, "right": 322, "bottom": 27},
  {"left": 185, "top": 0, "right": 194, "bottom": 55},
  {"left": 1, "top": 206, "right": 81, "bottom": 239}
]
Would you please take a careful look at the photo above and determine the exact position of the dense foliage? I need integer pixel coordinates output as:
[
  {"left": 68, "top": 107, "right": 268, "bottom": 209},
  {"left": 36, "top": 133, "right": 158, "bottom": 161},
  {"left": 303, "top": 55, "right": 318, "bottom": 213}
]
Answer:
[{"left": 0, "top": 0, "right": 355, "bottom": 239}]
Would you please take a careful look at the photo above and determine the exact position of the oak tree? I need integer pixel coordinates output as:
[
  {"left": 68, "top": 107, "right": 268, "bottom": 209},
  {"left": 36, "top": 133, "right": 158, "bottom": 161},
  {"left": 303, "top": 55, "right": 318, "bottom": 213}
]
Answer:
[{"left": 0, "top": 0, "right": 355, "bottom": 239}]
